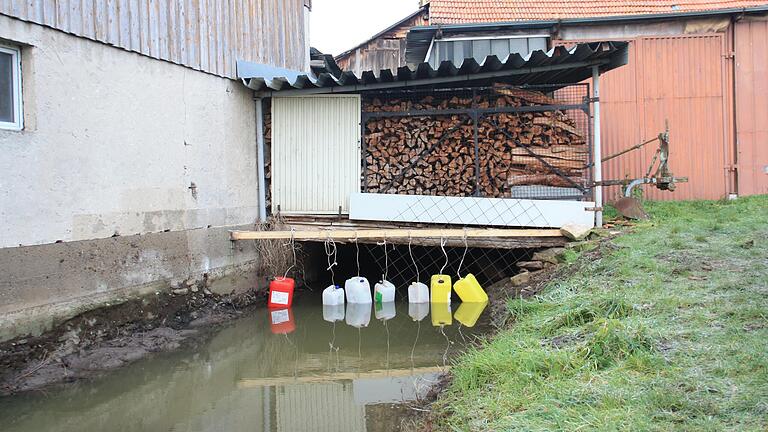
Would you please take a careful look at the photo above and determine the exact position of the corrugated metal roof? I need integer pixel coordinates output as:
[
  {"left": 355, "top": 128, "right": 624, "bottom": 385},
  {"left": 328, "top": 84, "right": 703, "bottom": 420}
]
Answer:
[
  {"left": 405, "top": 5, "right": 768, "bottom": 65},
  {"left": 240, "top": 41, "right": 629, "bottom": 94},
  {"left": 429, "top": 0, "right": 768, "bottom": 23}
]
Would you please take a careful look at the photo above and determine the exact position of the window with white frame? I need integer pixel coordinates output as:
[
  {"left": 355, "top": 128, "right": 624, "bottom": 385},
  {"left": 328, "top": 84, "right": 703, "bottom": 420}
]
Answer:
[{"left": 0, "top": 44, "right": 22, "bottom": 130}]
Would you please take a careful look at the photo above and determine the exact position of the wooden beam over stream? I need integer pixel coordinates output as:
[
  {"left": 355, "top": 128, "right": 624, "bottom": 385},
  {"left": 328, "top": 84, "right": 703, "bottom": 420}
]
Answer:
[{"left": 230, "top": 228, "right": 567, "bottom": 248}]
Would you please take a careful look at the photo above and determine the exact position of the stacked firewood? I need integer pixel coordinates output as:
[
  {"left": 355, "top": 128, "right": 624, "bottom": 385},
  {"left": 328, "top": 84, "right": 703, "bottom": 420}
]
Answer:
[{"left": 363, "top": 87, "right": 588, "bottom": 197}]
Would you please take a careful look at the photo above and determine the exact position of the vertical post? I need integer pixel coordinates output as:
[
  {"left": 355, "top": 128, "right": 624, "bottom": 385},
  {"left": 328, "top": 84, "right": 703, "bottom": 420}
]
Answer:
[
  {"left": 255, "top": 97, "right": 267, "bottom": 222},
  {"left": 472, "top": 89, "right": 480, "bottom": 196},
  {"left": 592, "top": 66, "right": 603, "bottom": 227},
  {"left": 361, "top": 113, "right": 368, "bottom": 192},
  {"left": 473, "top": 113, "right": 480, "bottom": 196}
]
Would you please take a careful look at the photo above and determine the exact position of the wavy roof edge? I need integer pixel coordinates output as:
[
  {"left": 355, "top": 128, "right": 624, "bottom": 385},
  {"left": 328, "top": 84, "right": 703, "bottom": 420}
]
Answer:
[{"left": 240, "top": 41, "right": 629, "bottom": 95}]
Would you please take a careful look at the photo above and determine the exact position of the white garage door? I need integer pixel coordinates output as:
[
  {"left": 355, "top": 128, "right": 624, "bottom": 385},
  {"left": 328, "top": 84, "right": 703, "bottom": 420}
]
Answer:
[{"left": 271, "top": 95, "right": 361, "bottom": 214}]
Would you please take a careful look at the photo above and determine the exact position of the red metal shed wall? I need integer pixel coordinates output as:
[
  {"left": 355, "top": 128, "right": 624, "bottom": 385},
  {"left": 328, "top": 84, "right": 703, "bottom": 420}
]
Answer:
[
  {"left": 735, "top": 17, "right": 768, "bottom": 196},
  {"left": 599, "top": 35, "right": 731, "bottom": 200}
]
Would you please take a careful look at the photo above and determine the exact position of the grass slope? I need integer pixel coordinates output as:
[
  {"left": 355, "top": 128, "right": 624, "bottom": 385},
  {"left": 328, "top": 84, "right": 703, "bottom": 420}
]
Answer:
[{"left": 433, "top": 196, "right": 768, "bottom": 431}]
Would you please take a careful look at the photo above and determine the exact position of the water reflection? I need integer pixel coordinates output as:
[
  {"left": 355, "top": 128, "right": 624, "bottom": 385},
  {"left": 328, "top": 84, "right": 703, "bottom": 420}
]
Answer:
[
  {"left": 374, "top": 302, "right": 396, "bottom": 321},
  {"left": 0, "top": 296, "right": 490, "bottom": 432},
  {"left": 269, "top": 308, "right": 295, "bottom": 334},
  {"left": 346, "top": 302, "right": 372, "bottom": 328},
  {"left": 408, "top": 302, "right": 430, "bottom": 322},
  {"left": 322, "top": 304, "right": 345, "bottom": 323},
  {"left": 431, "top": 302, "right": 453, "bottom": 326},
  {"left": 454, "top": 301, "right": 488, "bottom": 328}
]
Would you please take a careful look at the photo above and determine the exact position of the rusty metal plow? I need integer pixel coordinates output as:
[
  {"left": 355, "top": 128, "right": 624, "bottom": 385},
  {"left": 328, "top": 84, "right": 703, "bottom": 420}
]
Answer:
[{"left": 592, "top": 122, "right": 688, "bottom": 219}]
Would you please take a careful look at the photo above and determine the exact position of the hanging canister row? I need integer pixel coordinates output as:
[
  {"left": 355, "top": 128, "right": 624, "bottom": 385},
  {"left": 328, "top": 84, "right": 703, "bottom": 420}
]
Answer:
[
  {"left": 268, "top": 233, "right": 489, "bottom": 309},
  {"left": 269, "top": 300, "right": 488, "bottom": 335}
]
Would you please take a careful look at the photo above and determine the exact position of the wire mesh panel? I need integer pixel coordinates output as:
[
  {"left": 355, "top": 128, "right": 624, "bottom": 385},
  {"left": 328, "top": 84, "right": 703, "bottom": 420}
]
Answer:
[{"left": 359, "top": 243, "right": 529, "bottom": 290}]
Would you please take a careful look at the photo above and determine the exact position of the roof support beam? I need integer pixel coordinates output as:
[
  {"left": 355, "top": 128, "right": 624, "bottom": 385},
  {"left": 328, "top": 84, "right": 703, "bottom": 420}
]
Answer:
[{"left": 251, "top": 58, "right": 610, "bottom": 96}]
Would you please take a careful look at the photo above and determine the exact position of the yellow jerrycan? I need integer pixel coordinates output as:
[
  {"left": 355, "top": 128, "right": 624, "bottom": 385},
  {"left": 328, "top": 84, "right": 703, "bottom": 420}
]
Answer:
[
  {"left": 454, "top": 301, "right": 488, "bottom": 327},
  {"left": 430, "top": 274, "right": 452, "bottom": 303},
  {"left": 453, "top": 273, "right": 488, "bottom": 303},
  {"left": 431, "top": 301, "right": 453, "bottom": 326}
]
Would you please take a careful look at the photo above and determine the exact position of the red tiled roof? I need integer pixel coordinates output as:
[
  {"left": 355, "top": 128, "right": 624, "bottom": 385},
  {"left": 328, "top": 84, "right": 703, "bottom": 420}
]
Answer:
[{"left": 428, "top": 0, "right": 768, "bottom": 24}]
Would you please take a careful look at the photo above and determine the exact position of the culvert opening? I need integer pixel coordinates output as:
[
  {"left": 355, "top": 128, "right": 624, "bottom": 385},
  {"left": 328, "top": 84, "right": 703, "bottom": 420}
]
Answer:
[{"left": 300, "top": 241, "right": 537, "bottom": 293}]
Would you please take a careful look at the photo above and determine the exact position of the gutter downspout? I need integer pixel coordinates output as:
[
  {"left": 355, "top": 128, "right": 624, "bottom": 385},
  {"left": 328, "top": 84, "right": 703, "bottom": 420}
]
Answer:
[
  {"left": 592, "top": 66, "right": 603, "bottom": 228},
  {"left": 255, "top": 97, "right": 267, "bottom": 222}
]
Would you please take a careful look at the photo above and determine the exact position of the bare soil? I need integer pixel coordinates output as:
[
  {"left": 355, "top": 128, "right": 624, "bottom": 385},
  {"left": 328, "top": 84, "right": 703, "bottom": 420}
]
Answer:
[{"left": 0, "top": 285, "right": 267, "bottom": 395}]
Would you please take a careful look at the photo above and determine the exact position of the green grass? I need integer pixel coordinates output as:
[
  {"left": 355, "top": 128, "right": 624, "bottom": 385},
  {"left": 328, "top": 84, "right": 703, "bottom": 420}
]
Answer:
[{"left": 431, "top": 196, "right": 768, "bottom": 431}]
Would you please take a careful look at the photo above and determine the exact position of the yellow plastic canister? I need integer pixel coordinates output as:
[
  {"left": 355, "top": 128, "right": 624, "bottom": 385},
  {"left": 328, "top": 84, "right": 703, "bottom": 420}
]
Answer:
[
  {"left": 430, "top": 274, "right": 452, "bottom": 303},
  {"left": 431, "top": 302, "right": 453, "bottom": 326},
  {"left": 454, "top": 301, "right": 488, "bottom": 327},
  {"left": 453, "top": 273, "right": 489, "bottom": 303}
]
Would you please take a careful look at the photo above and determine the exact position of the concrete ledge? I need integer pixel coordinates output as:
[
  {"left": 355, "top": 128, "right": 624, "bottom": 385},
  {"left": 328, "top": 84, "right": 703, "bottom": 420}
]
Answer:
[{"left": 0, "top": 225, "right": 260, "bottom": 341}]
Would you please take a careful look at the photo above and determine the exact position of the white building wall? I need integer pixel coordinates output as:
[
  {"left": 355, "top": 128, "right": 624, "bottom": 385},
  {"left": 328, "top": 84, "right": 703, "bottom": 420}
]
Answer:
[{"left": 0, "top": 15, "right": 259, "bottom": 248}]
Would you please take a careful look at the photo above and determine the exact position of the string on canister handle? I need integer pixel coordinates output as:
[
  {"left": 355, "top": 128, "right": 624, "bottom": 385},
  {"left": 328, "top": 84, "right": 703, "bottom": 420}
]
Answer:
[
  {"left": 408, "top": 231, "right": 419, "bottom": 283},
  {"left": 376, "top": 234, "right": 389, "bottom": 281},
  {"left": 282, "top": 227, "right": 296, "bottom": 279},
  {"left": 354, "top": 231, "right": 360, "bottom": 277},
  {"left": 457, "top": 229, "right": 468, "bottom": 278},
  {"left": 324, "top": 231, "right": 338, "bottom": 285},
  {"left": 439, "top": 236, "right": 448, "bottom": 275}
]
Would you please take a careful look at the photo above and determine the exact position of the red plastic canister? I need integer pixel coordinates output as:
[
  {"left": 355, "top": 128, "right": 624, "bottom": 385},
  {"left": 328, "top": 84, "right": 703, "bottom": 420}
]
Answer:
[
  {"left": 269, "top": 308, "right": 295, "bottom": 334},
  {"left": 268, "top": 277, "right": 295, "bottom": 308}
]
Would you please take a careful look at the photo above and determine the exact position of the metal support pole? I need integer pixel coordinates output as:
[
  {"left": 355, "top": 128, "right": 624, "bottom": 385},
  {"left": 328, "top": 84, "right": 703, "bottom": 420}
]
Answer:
[
  {"left": 255, "top": 97, "right": 267, "bottom": 222},
  {"left": 473, "top": 114, "right": 480, "bottom": 196},
  {"left": 361, "top": 113, "right": 368, "bottom": 192},
  {"left": 472, "top": 89, "right": 481, "bottom": 196},
  {"left": 592, "top": 66, "right": 603, "bottom": 227}
]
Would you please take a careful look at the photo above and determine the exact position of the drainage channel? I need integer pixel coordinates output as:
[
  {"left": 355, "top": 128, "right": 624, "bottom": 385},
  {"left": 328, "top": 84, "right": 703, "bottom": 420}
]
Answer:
[
  {"left": 0, "top": 242, "right": 538, "bottom": 432},
  {"left": 0, "top": 294, "right": 489, "bottom": 432}
]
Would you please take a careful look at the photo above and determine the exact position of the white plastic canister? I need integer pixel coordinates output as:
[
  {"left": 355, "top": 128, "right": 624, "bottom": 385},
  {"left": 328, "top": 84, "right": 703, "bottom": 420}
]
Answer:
[
  {"left": 374, "top": 280, "right": 396, "bottom": 303},
  {"left": 322, "top": 285, "right": 345, "bottom": 306},
  {"left": 345, "top": 277, "right": 372, "bottom": 304},
  {"left": 408, "top": 282, "right": 430, "bottom": 304}
]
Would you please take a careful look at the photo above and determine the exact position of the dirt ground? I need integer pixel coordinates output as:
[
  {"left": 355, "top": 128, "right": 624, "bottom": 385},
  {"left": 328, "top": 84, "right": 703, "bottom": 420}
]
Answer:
[{"left": 0, "top": 281, "right": 267, "bottom": 395}]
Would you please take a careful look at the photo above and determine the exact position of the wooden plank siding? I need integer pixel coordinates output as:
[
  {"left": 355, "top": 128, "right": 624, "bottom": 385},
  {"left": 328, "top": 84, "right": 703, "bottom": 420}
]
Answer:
[
  {"left": 335, "top": 10, "right": 426, "bottom": 75},
  {"left": 0, "top": 0, "right": 308, "bottom": 79}
]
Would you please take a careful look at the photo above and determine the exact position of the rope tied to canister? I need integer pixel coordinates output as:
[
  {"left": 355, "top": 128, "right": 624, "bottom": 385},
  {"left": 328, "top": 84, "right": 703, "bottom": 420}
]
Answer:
[
  {"left": 324, "top": 231, "right": 338, "bottom": 285},
  {"left": 282, "top": 227, "right": 296, "bottom": 279}
]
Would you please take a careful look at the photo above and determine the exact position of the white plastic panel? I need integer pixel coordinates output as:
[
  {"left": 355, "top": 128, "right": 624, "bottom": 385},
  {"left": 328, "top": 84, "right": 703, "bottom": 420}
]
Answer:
[
  {"left": 272, "top": 95, "right": 361, "bottom": 214},
  {"left": 349, "top": 193, "right": 595, "bottom": 228}
]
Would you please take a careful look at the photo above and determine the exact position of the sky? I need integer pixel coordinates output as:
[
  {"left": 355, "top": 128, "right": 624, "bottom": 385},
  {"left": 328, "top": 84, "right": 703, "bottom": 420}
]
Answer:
[{"left": 310, "top": 0, "right": 420, "bottom": 56}]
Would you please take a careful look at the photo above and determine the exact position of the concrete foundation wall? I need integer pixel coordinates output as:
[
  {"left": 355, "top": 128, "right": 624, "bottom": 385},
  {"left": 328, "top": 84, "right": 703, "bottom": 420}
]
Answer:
[
  {"left": 0, "top": 17, "right": 263, "bottom": 335},
  {"left": 0, "top": 226, "right": 261, "bottom": 341}
]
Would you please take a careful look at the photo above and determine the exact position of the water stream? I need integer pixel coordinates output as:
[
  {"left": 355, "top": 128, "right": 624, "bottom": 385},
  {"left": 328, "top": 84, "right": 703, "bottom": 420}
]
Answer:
[{"left": 0, "top": 295, "right": 490, "bottom": 432}]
